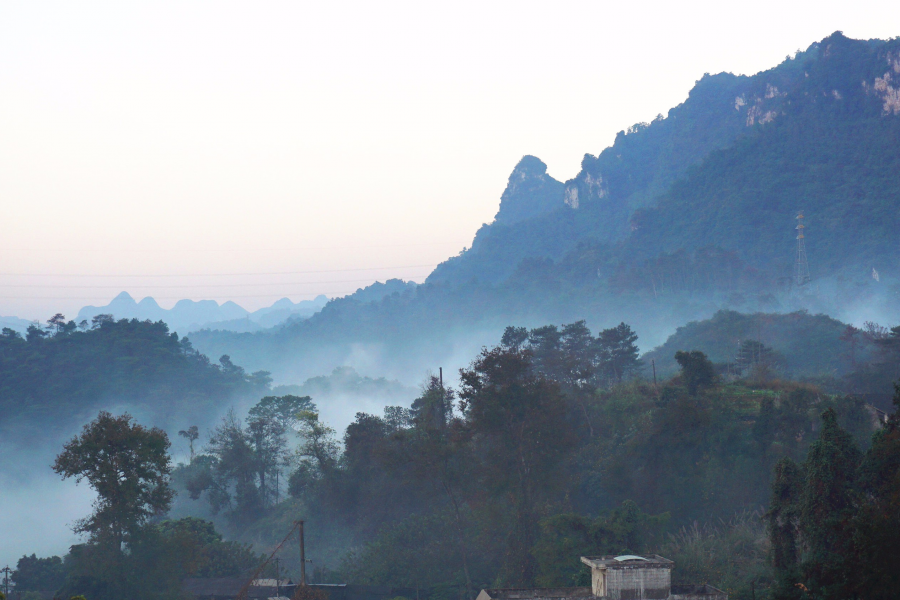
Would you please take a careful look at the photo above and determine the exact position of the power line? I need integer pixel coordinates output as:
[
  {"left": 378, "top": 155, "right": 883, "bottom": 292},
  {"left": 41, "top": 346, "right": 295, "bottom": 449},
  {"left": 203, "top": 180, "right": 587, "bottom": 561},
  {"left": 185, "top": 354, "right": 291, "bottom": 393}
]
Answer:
[
  {"left": 0, "top": 288, "right": 397, "bottom": 301},
  {"left": 0, "top": 263, "right": 438, "bottom": 278},
  {"left": 0, "top": 275, "right": 423, "bottom": 289}
]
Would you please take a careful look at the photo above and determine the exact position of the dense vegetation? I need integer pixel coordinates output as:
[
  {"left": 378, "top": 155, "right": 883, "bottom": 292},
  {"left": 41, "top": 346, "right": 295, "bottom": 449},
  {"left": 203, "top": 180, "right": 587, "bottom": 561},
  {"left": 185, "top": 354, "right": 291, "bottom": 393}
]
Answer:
[
  {"left": 7, "top": 31, "right": 900, "bottom": 600},
  {"left": 11, "top": 317, "right": 900, "bottom": 600},
  {"left": 0, "top": 314, "right": 269, "bottom": 439}
]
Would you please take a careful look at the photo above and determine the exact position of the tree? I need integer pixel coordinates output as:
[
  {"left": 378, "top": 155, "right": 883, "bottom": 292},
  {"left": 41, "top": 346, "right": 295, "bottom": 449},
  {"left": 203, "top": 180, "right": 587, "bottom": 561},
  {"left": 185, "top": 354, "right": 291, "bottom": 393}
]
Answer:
[
  {"left": 405, "top": 377, "right": 473, "bottom": 598},
  {"left": 194, "top": 410, "right": 264, "bottom": 524},
  {"left": 248, "top": 394, "right": 315, "bottom": 433},
  {"left": 25, "top": 323, "right": 47, "bottom": 342},
  {"left": 409, "top": 375, "right": 454, "bottom": 431},
  {"left": 765, "top": 458, "right": 804, "bottom": 600},
  {"left": 47, "top": 313, "right": 66, "bottom": 335},
  {"left": 179, "top": 425, "right": 200, "bottom": 463},
  {"left": 597, "top": 323, "right": 642, "bottom": 383},
  {"left": 798, "top": 408, "right": 862, "bottom": 600},
  {"left": 674, "top": 350, "right": 716, "bottom": 395},
  {"left": 246, "top": 395, "right": 313, "bottom": 503},
  {"left": 459, "top": 346, "right": 575, "bottom": 586},
  {"left": 853, "top": 383, "right": 900, "bottom": 599},
  {"left": 53, "top": 412, "right": 173, "bottom": 550},
  {"left": 11, "top": 555, "right": 67, "bottom": 592},
  {"left": 500, "top": 326, "right": 529, "bottom": 351},
  {"left": 295, "top": 410, "right": 339, "bottom": 478},
  {"left": 533, "top": 501, "right": 668, "bottom": 587}
]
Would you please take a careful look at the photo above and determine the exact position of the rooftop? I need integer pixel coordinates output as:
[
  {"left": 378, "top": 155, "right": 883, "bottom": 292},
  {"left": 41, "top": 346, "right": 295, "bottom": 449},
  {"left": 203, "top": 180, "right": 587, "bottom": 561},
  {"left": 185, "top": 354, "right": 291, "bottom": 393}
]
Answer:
[
  {"left": 579, "top": 555, "right": 674, "bottom": 569},
  {"left": 476, "top": 587, "right": 593, "bottom": 600}
]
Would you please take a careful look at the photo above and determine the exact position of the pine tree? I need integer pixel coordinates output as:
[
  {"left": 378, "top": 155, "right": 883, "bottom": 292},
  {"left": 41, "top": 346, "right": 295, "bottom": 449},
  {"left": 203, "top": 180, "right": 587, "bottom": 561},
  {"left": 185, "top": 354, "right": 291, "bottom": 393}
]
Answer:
[
  {"left": 766, "top": 458, "right": 804, "bottom": 600},
  {"left": 799, "top": 408, "right": 862, "bottom": 600},
  {"left": 853, "top": 384, "right": 900, "bottom": 599}
]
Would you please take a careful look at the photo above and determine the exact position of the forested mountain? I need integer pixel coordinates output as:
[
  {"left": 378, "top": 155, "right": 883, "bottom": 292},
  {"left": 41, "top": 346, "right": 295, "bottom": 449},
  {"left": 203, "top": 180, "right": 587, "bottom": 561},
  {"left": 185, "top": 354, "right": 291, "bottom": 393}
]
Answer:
[
  {"left": 430, "top": 32, "right": 900, "bottom": 287},
  {"left": 0, "top": 316, "right": 269, "bottom": 443},
  {"left": 190, "top": 33, "right": 900, "bottom": 388}
]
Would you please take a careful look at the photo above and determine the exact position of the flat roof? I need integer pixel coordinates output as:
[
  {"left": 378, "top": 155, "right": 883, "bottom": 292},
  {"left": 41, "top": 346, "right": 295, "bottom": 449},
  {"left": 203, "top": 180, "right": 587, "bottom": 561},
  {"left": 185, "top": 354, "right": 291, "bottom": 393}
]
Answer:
[
  {"left": 580, "top": 555, "right": 674, "bottom": 569},
  {"left": 478, "top": 587, "right": 593, "bottom": 600}
]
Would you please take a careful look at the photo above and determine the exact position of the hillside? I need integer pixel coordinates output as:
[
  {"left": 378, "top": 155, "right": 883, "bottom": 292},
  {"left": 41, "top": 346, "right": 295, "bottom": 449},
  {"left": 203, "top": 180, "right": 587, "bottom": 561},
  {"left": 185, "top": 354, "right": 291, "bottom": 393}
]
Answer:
[
  {"left": 190, "top": 32, "right": 900, "bottom": 390},
  {"left": 642, "top": 310, "right": 854, "bottom": 377},
  {"left": 0, "top": 318, "right": 269, "bottom": 442},
  {"left": 430, "top": 32, "right": 900, "bottom": 287}
]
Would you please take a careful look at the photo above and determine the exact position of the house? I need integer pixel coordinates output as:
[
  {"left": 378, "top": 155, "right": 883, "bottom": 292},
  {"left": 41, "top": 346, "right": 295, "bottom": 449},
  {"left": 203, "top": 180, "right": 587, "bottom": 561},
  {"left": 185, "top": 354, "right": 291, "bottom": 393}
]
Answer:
[
  {"left": 478, "top": 554, "right": 727, "bottom": 600},
  {"left": 182, "top": 579, "right": 418, "bottom": 600},
  {"left": 476, "top": 588, "right": 594, "bottom": 600}
]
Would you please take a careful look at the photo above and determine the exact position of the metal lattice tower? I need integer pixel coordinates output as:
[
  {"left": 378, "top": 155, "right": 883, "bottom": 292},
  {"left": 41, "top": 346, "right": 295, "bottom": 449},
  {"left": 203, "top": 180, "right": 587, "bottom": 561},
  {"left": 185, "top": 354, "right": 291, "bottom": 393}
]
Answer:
[{"left": 794, "top": 212, "right": 811, "bottom": 287}]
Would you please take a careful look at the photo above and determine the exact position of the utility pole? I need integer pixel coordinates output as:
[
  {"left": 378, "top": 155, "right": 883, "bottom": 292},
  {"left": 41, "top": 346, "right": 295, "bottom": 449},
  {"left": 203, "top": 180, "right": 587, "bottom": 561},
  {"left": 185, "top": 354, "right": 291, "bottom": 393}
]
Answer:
[
  {"left": 2, "top": 565, "right": 10, "bottom": 596},
  {"left": 651, "top": 359, "right": 657, "bottom": 391},
  {"left": 274, "top": 557, "right": 281, "bottom": 596},
  {"left": 297, "top": 520, "right": 307, "bottom": 586}
]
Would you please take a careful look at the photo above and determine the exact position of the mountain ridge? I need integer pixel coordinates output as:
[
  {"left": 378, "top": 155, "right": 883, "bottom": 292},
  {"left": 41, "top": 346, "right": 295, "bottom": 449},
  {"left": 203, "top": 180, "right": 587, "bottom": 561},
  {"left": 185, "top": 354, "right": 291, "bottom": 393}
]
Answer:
[
  {"left": 189, "top": 32, "right": 900, "bottom": 384},
  {"left": 75, "top": 292, "right": 329, "bottom": 335}
]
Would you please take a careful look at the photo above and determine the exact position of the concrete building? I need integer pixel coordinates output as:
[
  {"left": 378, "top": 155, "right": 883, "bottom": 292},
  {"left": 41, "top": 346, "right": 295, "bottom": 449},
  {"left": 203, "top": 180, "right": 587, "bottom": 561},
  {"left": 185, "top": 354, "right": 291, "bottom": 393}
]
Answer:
[
  {"left": 580, "top": 555, "right": 673, "bottom": 600},
  {"left": 478, "top": 554, "right": 726, "bottom": 600}
]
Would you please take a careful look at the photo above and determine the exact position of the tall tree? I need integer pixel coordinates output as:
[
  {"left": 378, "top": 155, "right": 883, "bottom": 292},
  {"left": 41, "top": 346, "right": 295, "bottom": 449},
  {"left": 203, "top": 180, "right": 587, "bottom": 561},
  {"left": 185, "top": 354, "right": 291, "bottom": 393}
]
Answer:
[
  {"left": 192, "top": 411, "right": 264, "bottom": 525},
  {"left": 766, "top": 458, "right": 804, "bottom": 600},
  {"left": 406, "top": 377, "right": 473, "bottom": 598},
  {"left": 53, "top": 412, "right": 173, "bottom": 550},
  {"left": 179, "top": 425, "right": 200, "bottom": 463},
  {"left": 798, "top": 408, "right": 862, "bottom": 600},
  {"left": 596, "top": 323, "right": 642, "bottom": 383},
  {"left": 459, "top": 346, "right": 575, "bottom": 586},
  {"left": 853, "top": 384, "right": 900, "bottom": 599}
]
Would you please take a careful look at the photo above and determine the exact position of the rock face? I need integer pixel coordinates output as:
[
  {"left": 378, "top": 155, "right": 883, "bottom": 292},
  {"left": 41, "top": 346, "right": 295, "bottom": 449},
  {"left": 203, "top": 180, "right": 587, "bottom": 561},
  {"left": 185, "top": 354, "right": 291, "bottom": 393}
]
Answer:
[
  {"left": 429, "top": 32, "right": 900, "bottom": 290},
  {"left": 493, "top": 156, "right": 564, "bottom": 226}
]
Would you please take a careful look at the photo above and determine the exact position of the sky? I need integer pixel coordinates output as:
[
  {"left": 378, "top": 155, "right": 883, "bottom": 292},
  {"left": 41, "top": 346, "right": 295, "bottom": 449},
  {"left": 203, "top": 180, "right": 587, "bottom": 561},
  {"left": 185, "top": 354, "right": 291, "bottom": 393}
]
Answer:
[{"left": 1, "top": 1, "right": 899, "bottom": 321}]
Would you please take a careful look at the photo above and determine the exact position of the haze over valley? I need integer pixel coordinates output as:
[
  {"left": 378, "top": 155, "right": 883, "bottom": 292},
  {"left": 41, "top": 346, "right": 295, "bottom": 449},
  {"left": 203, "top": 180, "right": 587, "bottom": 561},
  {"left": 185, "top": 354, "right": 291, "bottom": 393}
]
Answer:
[{"left": 2, "top": 4, "right": 900, "bottom": 600}]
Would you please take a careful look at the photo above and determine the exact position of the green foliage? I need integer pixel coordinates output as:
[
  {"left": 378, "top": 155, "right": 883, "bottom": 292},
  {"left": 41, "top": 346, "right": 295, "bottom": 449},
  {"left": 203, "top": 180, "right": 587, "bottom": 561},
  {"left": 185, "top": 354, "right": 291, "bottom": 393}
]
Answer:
[
  {"left": 799, "top": 409, "right": 862, "bottom": 599},
  {"left": 853, "top": 385, "right": 900, "bottom": 598},
  {"left": 58, "top": 518, "right": 263, "bottom": 600},
  {"left": 663, "top": 513, "right": 770, "bottom": 600},
  {"left": 52, "top": 412, "right": 173, "bottom": 547},
  {"left": 533, "top": 501, "right": 668, "bottom": 587},
  {"left": 674, "top": 350, "right": 716, "bottom": 395},
  {"left": 0, "top": 317, "right": 267, "bottom": 440},
  {"left": 643, "top": 310, "right": 870, "bottom": 381},
  {"left": 763, "top": 387, "right": 900, "bottom": 600},
  {"left": 766, "top": 458, "right": 804, "bottom": 600},
  {"left": 12, "top": 554, "right": 67, "bottom": 592}
]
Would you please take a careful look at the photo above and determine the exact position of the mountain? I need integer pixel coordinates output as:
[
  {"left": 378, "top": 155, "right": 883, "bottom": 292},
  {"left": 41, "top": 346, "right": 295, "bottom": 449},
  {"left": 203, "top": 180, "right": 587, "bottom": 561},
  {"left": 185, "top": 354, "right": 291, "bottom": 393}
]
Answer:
[
  {"left": 0, "top": 315, "right": 33, "bottom": 335},
  {"left": 75, "top": 293, "right": 329, "bottom": 335},
  {"left": 0, "top": 318, "right": 269, "bottom": 445},
  {"left": 430, "top": 32, "right": 900, "bottom": 288},
  {"left": 189, "top": 33, "right": 900, "bottom": 390}
]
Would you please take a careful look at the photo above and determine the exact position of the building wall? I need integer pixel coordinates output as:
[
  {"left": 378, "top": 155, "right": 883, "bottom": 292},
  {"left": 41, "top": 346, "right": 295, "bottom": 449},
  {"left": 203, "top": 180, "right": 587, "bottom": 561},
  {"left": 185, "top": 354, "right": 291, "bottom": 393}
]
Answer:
[{"left": 604, "top": 567, "right": 671, "bottom": 600}]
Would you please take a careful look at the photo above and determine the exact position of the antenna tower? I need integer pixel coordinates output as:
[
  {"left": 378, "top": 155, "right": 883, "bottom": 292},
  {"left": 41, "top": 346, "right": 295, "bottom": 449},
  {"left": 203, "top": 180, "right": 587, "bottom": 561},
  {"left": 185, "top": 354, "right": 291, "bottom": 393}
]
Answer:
[{"left": 794, "top": 212, "right": 811, "bottom": 287}]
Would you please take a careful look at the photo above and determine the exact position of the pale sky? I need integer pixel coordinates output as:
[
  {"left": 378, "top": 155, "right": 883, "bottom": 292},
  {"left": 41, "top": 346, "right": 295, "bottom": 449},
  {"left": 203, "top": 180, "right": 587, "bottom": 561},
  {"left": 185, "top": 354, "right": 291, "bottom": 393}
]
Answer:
[{"left": 2, "top": 0, "right": 898, "bottom": 320}]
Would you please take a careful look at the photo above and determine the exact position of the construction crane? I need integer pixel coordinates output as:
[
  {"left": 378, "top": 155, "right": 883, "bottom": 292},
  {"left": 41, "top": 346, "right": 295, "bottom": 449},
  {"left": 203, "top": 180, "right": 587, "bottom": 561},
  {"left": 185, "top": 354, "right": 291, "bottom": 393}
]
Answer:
[{"left": 235, "top": 520, "right": 311, "bottom": 600}]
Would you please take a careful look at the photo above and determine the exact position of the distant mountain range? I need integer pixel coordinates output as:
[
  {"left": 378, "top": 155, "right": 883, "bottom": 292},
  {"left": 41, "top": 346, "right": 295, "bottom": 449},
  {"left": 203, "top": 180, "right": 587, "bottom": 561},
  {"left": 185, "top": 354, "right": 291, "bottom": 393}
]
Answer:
[{"left": 72, "top": 292, "right": 329, "bottom": 335}]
